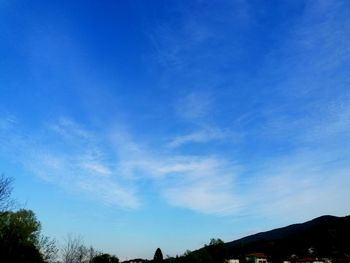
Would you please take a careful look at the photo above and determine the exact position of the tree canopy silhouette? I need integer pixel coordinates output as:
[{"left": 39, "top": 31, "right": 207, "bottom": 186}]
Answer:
[
  {"left": 92, "top": 253, "right": 119, "bottom": 263},
  {"left": 0, "top": 209, "right": 44, "bottom": 262},
  {"left": 153, "top": 248, "right": 163, "bottom": 263}
]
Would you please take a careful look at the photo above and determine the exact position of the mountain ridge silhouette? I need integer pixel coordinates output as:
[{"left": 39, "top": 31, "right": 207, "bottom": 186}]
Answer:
[{"left": 225, "top": 215, "right": 350, "bottom": 258}]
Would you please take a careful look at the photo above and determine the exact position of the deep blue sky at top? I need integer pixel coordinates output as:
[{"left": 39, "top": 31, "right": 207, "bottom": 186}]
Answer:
[
  {"left": 2, "top": 1, "right": 305, "bottom": 132},
  {"left": 1, "top": 0, "right": 350, "bottom": 260}
]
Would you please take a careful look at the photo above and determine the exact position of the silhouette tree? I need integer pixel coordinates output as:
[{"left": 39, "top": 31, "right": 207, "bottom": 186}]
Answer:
[
  {"left": 154, "top": 248, "right": 163, "bottom": 263},
  {"left": 207, "top": 238, "right": 226, "bottom": 263},
  {"left": 0, "top": 209, "right": 44, "bottom": 262},
  {"left": 208, "top": 238, "right": 224, "bottom": 246},
  {"left": 92, "top": 253, "right": 119, "bottom": 263}
]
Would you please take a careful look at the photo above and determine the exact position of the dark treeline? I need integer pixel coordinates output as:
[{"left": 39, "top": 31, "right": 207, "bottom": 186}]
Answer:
[
  {"left": 123, "top": 241, "right": 226, "bottom": 263},
  {"left": 163, "top": 239, "right": 227, "bottom": 263}
]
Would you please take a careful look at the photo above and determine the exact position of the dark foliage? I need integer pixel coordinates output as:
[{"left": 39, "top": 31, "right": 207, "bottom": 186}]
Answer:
[
  {"left": 163, "top": 239, "right": 226, "bottom": 263},
  {"left": 122, "top": 258, "right": 149, "bottom": 263},
  {"left": 154, "top": 248, "right": 164, "bottom": 263},
  {"left": 92, "top": 253, "right": 119, "bottom": 263},
  {"left": 0, "top": 209, "right": 44, "bottom": 263}
]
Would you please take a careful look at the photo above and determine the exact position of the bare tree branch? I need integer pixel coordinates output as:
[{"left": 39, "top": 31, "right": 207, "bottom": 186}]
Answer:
[
  {"left": 0, "top": 174, "right": 14, "bottom": 211},
  {"left": 62, "top": 234, "right": 88, "bottom": 263},
  {"left": 39, "top": 235, "right": 59, "bottom": 263}
]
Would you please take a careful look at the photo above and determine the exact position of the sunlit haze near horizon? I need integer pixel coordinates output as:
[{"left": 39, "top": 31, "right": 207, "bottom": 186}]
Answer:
[{"left": 1, "top": 0, "right": 350, "bottom": 260}]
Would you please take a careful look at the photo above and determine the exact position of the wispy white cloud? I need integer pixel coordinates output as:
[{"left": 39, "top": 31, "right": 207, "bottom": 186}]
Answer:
[
  {"left": 160, "top": 158, "right": 240, "bottom": 215},
  {"left": 0, "top": 116, "right": 140, "bottom": 209},
  {"left": 107, "top": 127, "right": 240, "bottom": 214},
  {"left": 1, "top": 97, "right": 350, "bottom": 219},
  {"left": 167, "top": 128, "right": 226, "bottom": 148},
  {"left": 0, "top": 115, "right": 240, "bottom": 214},
  {"left": 80, "top": 162, "right": 111, "bottom": 176},
  {"left": 50, "top": 117, "right": 92, "bottom": 140},
  {"left": 163, "top": 180, "right": 239, "bottom": 216},
  {"left": 77, "top": 177, "right": 139, "bottom": 209}
]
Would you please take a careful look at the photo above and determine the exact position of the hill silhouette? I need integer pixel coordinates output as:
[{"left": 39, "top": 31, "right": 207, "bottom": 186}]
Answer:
[
  {"left": 225, "top": 215, "right": 350, "bottom": 260},
  {"left": 160, "top": 215, "right": 350, "bottom": 263}
]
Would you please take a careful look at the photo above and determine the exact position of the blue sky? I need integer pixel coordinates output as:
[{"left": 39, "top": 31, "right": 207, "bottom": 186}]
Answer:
[{"left": 1, "top": 0, "right": 350, "bottom": 260}]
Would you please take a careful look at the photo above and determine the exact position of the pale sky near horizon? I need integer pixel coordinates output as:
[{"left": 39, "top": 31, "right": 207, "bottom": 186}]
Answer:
[{"left": 1, "top": 0, "right": 350, "bottom": 260}]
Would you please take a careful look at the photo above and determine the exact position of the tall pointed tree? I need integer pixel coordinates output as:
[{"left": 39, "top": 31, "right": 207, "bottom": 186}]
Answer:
[{"left": 153, "top": 248, "right": 163, "bottom": 263}]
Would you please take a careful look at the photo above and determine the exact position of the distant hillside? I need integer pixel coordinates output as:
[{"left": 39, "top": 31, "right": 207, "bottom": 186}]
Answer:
[
  {"left": 225, "top": 215, "right": 350, "bottom": 259},
  {"left": 161, "top": 215, "right": 350, "bottom": 263}
]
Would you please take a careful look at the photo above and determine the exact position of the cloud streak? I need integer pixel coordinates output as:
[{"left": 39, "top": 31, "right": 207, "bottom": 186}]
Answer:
[
  {"left": 167, "top": 127, "right": 229, "bottom": 148},
  {"left": 0, "top": 116, "right": 140, "bottom": 209},
  {"left": 109, "top": 129, "right": 240, "bottom": 215},
  {"left": 0, "top": 116, "right": 240, "bottom": 214}
]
